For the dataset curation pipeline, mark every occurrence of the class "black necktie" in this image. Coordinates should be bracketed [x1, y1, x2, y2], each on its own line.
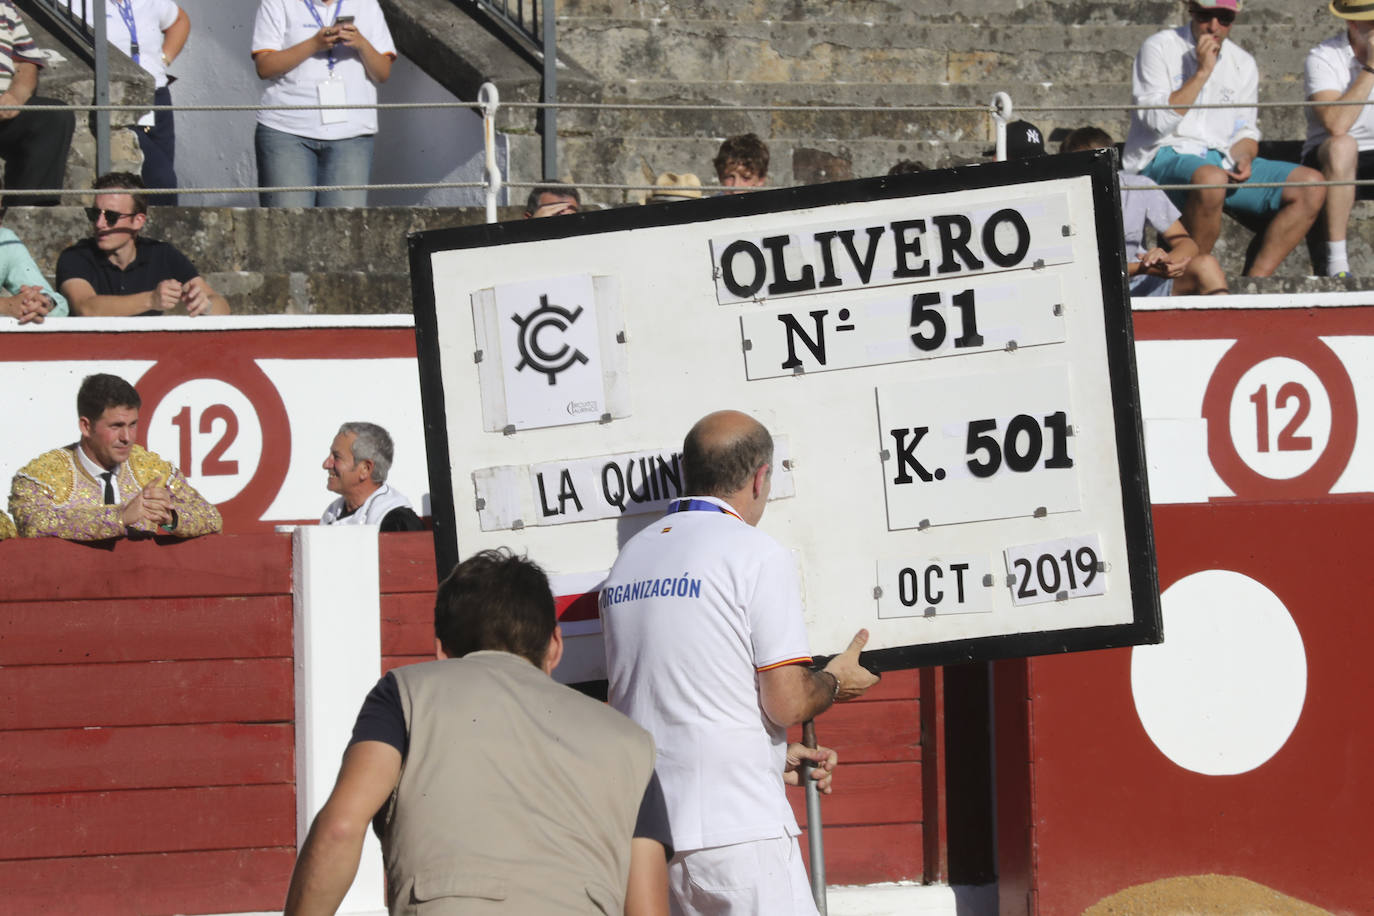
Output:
[101, 472, 115, 505]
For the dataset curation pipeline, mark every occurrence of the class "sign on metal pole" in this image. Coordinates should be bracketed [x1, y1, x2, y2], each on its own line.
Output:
[410, 150, 1160, 676]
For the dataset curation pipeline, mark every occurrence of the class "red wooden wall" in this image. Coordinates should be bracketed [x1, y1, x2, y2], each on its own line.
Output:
[0, 535, 297, 915]
[1, 531, 936, 913]
[996, 501, 1374, 915]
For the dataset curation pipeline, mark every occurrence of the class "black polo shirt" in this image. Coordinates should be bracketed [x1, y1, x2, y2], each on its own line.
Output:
[56, 237, 200, 316]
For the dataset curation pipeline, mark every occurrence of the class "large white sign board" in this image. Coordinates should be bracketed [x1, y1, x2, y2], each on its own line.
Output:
[412, 152, 1160, 673]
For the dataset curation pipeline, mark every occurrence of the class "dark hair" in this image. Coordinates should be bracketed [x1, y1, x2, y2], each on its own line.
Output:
[77, 373, 140, 421]
[525, 184, 581, 214]
[888, 159, 929, 175]
[94, 171, 148, 214]
[435, 549, 556, 665]
[1060, 126, 1114, 155]
[683, 415, 773, 497]
[713, 133, 770, 180]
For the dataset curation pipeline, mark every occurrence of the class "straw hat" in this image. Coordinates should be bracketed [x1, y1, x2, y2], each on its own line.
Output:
[1331, 0, 1374, 19]
[645, 172, 704, 203]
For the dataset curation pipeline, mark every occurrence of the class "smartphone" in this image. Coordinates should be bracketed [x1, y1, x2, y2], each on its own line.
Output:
[335, 15, 355, 25]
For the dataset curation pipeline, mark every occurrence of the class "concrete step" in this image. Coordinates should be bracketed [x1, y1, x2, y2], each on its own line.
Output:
[557, 0, 1182, 27]
[584, 79, 1137, 144]
[554, 20, 1157, 85]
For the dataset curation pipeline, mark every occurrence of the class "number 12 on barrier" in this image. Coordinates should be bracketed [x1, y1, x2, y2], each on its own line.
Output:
[1004, 534, 1106, 606]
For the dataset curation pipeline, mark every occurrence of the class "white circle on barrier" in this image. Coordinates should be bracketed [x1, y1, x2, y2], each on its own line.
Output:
[144, 379, 263, 504]
[1227, 357, 1330, 480]
[1131, 569, 1306, 776]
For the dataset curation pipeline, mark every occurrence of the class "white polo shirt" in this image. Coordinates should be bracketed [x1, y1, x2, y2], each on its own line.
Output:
[1304, 33, 1374, 157]
[1122, 25, 1262, 173]
[601, 496, 813, 852]
[251, 0, 396, 140]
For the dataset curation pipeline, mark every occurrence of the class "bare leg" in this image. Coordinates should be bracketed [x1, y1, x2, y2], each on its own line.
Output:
[1172, 253, 1229, 295]
[1318, 134, 1357, 242]
[1246, 166, 1325, 277]
[1180, 163, 1230, 254]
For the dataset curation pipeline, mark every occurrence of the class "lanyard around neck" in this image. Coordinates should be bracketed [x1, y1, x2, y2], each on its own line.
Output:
[113, 1, 140, 64]
[665, 498, 742, 521]
[304, 0, 346, 71]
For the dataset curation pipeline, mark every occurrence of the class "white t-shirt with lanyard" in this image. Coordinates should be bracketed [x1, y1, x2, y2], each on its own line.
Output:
[602, 495, 814, 852]
[74, 0, 179, 126]
[251, 0, 396, 141]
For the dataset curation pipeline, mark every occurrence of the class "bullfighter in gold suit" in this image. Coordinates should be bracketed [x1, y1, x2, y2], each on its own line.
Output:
[9, 373, 221, 540]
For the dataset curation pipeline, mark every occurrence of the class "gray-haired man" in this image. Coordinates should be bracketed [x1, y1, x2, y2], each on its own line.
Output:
[320, 422, 422, 532]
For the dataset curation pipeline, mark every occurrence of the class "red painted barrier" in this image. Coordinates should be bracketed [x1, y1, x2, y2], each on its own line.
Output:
[0, 530, 934, 912]
[997, 501, 1374, 915]
[0, 535, 296, 915]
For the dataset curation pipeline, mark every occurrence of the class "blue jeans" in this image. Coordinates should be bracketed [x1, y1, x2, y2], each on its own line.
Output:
[254, 123, 374, 207]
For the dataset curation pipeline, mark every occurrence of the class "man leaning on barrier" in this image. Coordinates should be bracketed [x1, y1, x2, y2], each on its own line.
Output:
[56, 172, 230, 317]
[1122, 0, 1325, 276]
[320, 421, 423, 531]
[1303, 0, 1374, 277]
[9, 372, 221, 541]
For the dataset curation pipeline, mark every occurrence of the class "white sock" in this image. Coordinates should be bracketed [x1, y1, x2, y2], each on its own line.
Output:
[1326, 241, 1350, 276]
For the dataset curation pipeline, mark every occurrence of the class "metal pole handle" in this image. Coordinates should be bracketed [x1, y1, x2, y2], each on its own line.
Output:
[803, 720, 827, 915]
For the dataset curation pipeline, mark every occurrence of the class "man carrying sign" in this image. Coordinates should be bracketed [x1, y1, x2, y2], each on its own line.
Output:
[8, 372, 221, 540]
[601, 409, 878, 915]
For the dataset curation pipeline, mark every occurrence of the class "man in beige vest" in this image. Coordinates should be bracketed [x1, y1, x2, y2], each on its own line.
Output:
[284, 549, 672, 915]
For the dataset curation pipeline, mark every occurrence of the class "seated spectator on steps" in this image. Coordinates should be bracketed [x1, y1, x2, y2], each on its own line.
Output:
[888, 159, 929, 175]
[0, 179, 68, 323]
[1001, 119, 1048, 160]
[321, 421, 423, 532]
[646, 171, 703, 203]
[57, 172, 229, 317]
[524, 184, 581, 218]
[714, 132, 769, 193]
[0, 2, 75, 207]
[1063, 126, 1228, 296]
[9, 372, 222, 540]
[1122, 0, 1324, 277]
[1303, 0, 1374, 277]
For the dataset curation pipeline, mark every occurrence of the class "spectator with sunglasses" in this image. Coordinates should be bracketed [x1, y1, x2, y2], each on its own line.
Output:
[56, 172, 229, 317]
[1122, 0, 1325, 277]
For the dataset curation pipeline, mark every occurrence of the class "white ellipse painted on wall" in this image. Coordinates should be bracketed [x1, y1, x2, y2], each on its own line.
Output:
[1131, 569, 1307, 776]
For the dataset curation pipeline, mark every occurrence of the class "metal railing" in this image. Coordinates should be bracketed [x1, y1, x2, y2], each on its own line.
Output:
[10, 89, 1374, 217]
[26, 0, 112, 172]
[464, 0, 558, 180]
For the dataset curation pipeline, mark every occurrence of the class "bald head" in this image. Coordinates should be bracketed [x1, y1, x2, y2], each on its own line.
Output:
[682, 410, 774, 506]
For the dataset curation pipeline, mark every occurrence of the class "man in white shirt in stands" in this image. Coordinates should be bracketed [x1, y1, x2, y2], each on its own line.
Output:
[1122, 0, 1325, 276]
[1303, 0, 1374, 277]
[320, 421, 422, 531]
[600, 409, 878, 915]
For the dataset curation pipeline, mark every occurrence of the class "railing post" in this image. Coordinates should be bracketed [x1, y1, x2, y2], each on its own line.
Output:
[991, 91, 1013, 164]
[93, 0, 111, 175]
[479, 82, 503, 224]
[541, 0, 557, 180]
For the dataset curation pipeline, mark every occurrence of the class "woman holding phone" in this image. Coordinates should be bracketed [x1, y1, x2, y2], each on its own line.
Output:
[250, 0, 396, 206]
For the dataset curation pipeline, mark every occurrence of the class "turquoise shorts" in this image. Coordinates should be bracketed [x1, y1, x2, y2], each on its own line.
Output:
[1142, 146, 1297, 218]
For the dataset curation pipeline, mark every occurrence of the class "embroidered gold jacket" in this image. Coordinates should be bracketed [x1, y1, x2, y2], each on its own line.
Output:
[9, 444, 222, 540]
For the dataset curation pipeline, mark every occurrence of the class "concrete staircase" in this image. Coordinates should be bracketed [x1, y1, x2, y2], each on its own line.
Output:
[536, 0, 1335, 187]
[12, 0, 1370, 308]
